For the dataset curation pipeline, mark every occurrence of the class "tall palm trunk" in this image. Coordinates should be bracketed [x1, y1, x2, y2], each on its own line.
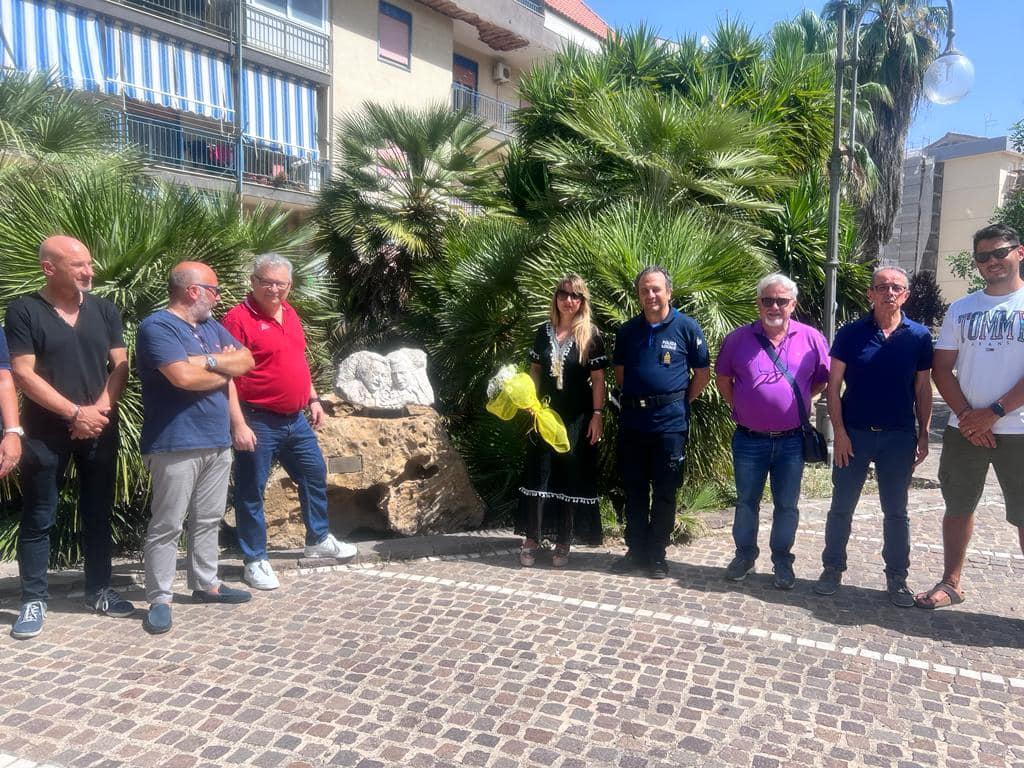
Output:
[825, 0, 945, 263]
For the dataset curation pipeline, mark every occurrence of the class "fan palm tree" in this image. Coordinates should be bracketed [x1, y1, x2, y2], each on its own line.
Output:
[824, 0, 948, 262]
[316, 101, 500, 352]
[0, 71, 127, 173]
[760, 169, 871, 324]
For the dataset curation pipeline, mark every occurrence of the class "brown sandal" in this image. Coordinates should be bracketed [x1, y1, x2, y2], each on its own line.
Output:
[552, 545, 570, 568]
[914, 580, 965, 609]
[520, 539, 538, 567]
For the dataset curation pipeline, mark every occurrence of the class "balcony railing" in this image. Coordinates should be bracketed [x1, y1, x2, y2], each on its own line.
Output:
[107, 0, 329, 71]
[245, 5, 330, 73]
[451, 83, 516, 137]
[115, 0, 233, 37]
[514, 0, 544, 14]
[119, 112, 327, 195]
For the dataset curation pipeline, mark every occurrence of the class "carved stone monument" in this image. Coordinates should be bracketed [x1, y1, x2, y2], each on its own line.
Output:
[335, 348, 434, 410]
[226, 350, 481, 545]
[238, 399, 484, 546]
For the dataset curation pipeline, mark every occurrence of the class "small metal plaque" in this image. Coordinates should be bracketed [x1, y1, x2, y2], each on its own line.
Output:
[327, 455, 362, 474]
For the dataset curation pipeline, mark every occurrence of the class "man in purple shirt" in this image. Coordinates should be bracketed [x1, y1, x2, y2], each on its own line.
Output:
[715, 274, 830, 589]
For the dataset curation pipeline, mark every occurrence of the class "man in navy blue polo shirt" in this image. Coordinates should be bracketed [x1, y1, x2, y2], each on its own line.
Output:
[611, 266, 710, 579]
[813, 266, 933, 607]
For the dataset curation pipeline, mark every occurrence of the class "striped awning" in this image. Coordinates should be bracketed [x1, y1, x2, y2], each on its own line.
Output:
[106, 24, 233, 121]
[243, 65, 318, 159]
[0, 0, 104, 90]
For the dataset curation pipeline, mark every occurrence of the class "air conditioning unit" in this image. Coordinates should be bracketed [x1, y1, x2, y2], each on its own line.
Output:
[492, 61, 512, 84]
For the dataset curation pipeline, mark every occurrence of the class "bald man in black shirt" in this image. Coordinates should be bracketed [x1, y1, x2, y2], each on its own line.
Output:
[6, 236, 133, 640]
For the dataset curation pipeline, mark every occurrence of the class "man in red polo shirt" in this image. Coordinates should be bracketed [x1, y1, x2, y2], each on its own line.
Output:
[223, 253, 356, 590]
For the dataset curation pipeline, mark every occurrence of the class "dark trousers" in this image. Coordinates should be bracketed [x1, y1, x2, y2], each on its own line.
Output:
[18, 424, 119, 603]
[822, 428, 916, 578]
[618, 428, 688, 562]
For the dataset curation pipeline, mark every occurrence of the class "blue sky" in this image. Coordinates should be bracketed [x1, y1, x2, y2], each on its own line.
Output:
[584, 1, 1023, 150]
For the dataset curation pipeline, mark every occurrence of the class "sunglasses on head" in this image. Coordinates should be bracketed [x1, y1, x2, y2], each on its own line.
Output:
[556, 289, 584, 302]
[973, 244, 1020, 263]
[759, 297, 792, 308]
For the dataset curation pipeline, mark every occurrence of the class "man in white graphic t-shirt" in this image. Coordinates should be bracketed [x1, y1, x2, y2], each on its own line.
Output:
[915, 223, 1024, 609]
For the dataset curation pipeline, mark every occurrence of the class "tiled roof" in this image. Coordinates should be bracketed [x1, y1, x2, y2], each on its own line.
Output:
[544, 0, 609, 39]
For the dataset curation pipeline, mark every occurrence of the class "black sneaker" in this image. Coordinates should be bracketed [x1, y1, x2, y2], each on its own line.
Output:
[724, 556, 755, 582]
[648, 559, 669, 580]
[773, 563, 796, 591]
[813, 567, 842, 596]
[886, 577, 915, 608]
[608, 551, 647, 574]
[87, 587, 135, 618]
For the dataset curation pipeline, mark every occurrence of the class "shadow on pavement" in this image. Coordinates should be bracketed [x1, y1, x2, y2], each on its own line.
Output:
[478, 549, 1024, 652]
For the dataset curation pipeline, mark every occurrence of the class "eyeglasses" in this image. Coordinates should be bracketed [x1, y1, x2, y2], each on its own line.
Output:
[758, 297, 792, 308]
[973, 245, 1020, 263]
[255, 277, 292, 290]
[556, 289, 584, 302]
[192, 283, 221, 298]
[870, 283, 907, 294]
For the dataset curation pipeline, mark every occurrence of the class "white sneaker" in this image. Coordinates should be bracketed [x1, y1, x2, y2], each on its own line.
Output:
[303, 533, 357, 561]
[242, 559, 280, 590]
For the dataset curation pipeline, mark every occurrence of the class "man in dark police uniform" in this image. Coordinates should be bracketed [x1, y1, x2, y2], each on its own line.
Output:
[611, 266, 710, 579]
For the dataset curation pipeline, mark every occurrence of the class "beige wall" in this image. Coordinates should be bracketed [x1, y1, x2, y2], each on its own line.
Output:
[935, 151, 1023, 301]
[452, 43, 523, 104]
[544, 9, 601, 52]
[330, 0, 454, 125]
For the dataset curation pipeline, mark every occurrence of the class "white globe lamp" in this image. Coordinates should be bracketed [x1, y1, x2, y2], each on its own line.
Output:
[923, 48, 974, 105]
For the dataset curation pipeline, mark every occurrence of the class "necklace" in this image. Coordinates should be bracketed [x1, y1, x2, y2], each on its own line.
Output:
[547, 324, 574, 391]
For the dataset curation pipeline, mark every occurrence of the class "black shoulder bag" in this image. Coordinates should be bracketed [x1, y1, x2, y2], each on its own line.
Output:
[754, 334, 829, 464]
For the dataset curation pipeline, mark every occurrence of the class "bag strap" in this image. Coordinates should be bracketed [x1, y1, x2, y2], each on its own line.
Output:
[753, 332, 812, 428]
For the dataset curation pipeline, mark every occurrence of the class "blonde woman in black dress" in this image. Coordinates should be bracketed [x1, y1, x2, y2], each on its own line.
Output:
[517, 274, 607, 567]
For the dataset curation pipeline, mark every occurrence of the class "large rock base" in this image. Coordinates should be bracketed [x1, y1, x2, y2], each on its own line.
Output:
[233, 400, 484, 548]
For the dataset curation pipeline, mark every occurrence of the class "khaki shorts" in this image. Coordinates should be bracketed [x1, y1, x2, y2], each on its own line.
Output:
[939, 426, 1024, 527]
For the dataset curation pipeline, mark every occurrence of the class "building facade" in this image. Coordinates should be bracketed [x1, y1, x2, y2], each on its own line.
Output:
[882, 133, 1024, 300]
[0, 0, 606, 210]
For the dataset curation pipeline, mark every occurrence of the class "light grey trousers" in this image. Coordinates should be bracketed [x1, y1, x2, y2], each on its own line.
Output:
[143, 448, 232, 605]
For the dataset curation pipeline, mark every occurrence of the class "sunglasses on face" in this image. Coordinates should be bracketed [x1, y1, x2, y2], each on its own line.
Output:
[973, 244, 1020, 263]
[759, 297, 792, 308]
[556, 289, 584, 302]
[192, 283, 221, 298]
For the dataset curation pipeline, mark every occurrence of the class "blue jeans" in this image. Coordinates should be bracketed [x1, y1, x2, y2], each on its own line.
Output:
[822, 428, 916, 578]
[731, 429, 804, 568]
[233, 408, 330, 562]
[618, 428, 688, 562]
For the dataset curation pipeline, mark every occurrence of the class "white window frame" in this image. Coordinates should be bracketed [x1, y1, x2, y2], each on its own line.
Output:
[250, 0, 328, 33]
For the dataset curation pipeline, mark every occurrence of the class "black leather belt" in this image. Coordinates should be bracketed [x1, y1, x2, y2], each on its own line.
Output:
[621, 390, 687, 409]
[736, 425, 801, 439]
[243, 402, 299, 418]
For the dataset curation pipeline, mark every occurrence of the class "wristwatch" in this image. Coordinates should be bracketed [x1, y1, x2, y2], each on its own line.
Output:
[205, 355, 217, 370]
[990, 401, 1006, 418]
[4, 426, 24, 436]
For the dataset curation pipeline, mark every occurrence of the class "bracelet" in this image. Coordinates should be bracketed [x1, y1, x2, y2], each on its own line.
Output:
[308, 397, 321, 405]
[593, 409, 603, 415]
[68, 404, 80, 422]
[955, 406, 971, 418]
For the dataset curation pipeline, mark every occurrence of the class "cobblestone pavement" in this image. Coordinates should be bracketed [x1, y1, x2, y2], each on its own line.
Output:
[1, 455, 1022, 768]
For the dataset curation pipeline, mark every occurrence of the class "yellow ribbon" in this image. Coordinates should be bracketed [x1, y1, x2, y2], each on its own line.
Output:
[486, 372, 570, 453]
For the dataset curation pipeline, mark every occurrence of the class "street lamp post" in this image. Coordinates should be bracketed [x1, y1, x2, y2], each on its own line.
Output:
[818, 0, 973, 438]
